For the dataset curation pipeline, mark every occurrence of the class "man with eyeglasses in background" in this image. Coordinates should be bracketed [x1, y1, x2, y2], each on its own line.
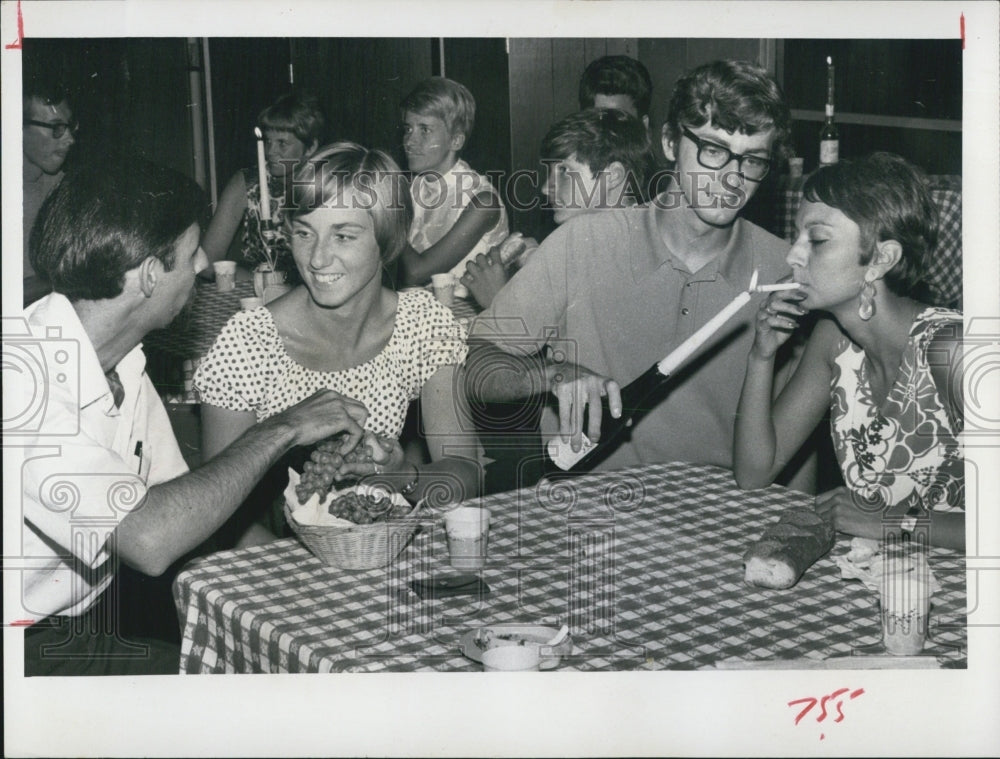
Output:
[23, 72, 77, 305]
[468, 60, 810, 485]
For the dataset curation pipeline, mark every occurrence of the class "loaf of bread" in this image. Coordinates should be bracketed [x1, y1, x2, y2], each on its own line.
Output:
[743, 507, 836, 589]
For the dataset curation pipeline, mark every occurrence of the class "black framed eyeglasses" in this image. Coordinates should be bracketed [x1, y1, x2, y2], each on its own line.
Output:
[24, 119, 78, 139]
[682, 126, 771, 182]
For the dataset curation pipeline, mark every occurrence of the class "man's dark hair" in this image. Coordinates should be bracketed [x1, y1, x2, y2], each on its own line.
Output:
[541, 107, 652, 190]
[30, 158, 206, 300]
[579, 55, 653, 119]
[804, 152, 937, 298]
[22, 68, 73, 118]
[665, 59, 792, 164]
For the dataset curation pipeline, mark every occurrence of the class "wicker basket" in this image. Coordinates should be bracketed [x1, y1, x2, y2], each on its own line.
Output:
[284, 497, 422, 570]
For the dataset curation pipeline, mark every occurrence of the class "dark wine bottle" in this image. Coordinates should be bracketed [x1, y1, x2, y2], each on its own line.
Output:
[544, 361, 673, 473]
[819, 56, 839, 166]
[543, 284, 756, 473]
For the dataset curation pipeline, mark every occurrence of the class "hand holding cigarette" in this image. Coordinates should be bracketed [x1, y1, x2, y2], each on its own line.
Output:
[749, 278, 808, 361]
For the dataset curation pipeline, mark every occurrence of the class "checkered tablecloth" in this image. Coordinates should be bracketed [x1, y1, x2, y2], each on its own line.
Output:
[143, 279, 255, 403]
[774, 175, 962, 309]
[173, 462, 966, 673]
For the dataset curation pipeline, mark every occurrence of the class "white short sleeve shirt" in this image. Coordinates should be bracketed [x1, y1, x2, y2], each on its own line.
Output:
[7, 294, 188, 619]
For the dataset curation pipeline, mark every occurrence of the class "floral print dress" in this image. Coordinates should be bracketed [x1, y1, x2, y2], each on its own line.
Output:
[829, 308, 964, 512]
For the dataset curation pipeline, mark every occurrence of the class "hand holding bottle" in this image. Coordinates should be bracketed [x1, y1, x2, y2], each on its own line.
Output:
[549, 362, 622, 453]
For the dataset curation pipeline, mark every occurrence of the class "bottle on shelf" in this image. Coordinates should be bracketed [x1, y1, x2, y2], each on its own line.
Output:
[819, 55, 840, 166]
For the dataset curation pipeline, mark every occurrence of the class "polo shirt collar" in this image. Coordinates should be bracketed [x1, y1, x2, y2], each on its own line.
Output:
[631, 199, 755, 291]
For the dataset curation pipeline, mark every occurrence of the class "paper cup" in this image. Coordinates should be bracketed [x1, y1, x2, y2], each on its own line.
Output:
[213, 261, 237, 292]
[879, 565, 932, 655]
[444, 506, 490, 570]
[482, 645, 540, 672]
[431, 273, 456, 306]
[240, 296, 265, 311]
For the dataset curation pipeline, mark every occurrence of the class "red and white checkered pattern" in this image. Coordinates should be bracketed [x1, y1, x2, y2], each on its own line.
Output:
[173, 462, 966, 673]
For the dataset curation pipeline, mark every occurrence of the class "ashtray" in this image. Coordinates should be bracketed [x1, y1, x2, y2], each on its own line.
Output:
[460, 624, 574, 670]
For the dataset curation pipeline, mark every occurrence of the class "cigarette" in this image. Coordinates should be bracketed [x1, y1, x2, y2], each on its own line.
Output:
[755, 282, 801, 293]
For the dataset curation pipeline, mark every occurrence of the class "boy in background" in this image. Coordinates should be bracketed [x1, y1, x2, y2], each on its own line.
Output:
[462, 106, 651, 308]
[23, 71, 76, 305]
[579, 54, 654, 130]
[396, 76, 508, 289]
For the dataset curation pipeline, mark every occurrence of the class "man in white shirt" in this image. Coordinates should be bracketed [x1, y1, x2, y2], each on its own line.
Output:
[8, 158, 371, 675]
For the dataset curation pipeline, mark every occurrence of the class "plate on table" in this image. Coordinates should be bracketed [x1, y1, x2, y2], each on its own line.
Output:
[461, 624, 573, 670]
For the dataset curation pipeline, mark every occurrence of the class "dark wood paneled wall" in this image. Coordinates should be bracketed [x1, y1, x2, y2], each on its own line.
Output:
[208, 38, 293, 193]
[23, 38, 195, 179]
[291, 38, 434, 168]
[507, 38, 638, 237]
[24, 37, 960, 242]
[444, 38, 512, 182]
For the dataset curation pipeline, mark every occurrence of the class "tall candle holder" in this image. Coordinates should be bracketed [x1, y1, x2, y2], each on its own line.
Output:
[251, 218, 289, 301]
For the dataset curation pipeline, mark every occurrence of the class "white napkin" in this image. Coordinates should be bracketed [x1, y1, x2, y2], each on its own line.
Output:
[834, 537, 941, 597]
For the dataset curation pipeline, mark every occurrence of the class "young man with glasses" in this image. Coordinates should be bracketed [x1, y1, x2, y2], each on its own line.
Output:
[23, 76, 78, 304]
[467, 60, 798, 480]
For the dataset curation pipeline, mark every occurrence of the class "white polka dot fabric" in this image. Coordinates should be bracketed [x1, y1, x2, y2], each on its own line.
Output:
[194, 288, 468, 437]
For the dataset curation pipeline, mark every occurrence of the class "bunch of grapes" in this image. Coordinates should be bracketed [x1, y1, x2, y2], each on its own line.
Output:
[295, 435, 346, 504]
[326, 492, 390, 525]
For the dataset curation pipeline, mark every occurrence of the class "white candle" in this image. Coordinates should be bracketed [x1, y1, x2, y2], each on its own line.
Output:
[254, 127, 271, 221]
[657, 278, 758, 376]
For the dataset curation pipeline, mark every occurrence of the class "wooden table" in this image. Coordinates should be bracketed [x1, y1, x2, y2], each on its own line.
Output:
[173, 462, 966, 673]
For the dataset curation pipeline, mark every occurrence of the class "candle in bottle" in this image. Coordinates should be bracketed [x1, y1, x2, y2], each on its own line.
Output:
[547, 271, 761, 471]
[819, 56, 840, 166]
[254, 127, 272, 220]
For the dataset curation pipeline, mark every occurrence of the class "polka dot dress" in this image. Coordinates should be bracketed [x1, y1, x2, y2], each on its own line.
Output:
[194, 288, 468, 437]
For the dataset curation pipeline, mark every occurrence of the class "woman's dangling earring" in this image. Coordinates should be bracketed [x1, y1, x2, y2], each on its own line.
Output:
[858, 280, 877, 321]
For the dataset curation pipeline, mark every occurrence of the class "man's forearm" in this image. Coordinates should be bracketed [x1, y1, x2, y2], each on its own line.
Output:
[115, 415, 300, 575]
[464, 340, 554, 403]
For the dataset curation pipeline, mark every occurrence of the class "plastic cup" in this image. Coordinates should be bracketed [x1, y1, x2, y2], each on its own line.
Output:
[482, 645, 540, 672]
[240, 296, 265, 311]
[431, 273, 456, 306]
[444, 506, 490, 570]
[788, 157, 804, 179]
[213, 261, 237, 292]
[879, 566, 932, 655]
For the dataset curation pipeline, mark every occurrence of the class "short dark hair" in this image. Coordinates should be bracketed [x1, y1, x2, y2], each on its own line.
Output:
[803, 152, 937, 298]
[541, 107, 651, 189]
[400, 77, 476, 140]
[665, 59, 792, 164]
[258, 91, 326, 149]
[285, 141, 411, 266]
[30, 158, 206, 300]
[579, 55, 653, 119]
[22, 69, 72, 119]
